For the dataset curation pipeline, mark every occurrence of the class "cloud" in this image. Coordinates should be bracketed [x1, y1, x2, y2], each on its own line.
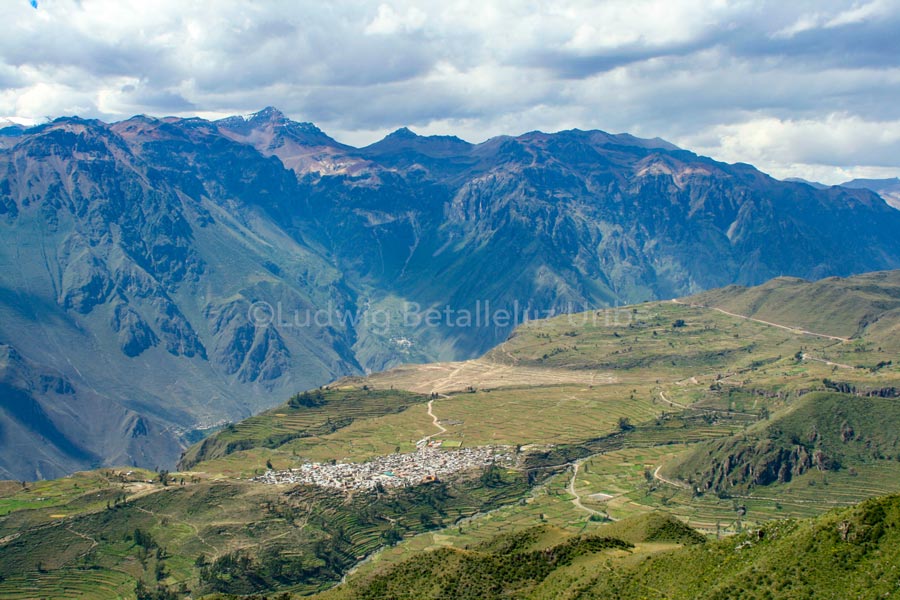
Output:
[0, 0, 899, 183]
[364, 3, 427, 35]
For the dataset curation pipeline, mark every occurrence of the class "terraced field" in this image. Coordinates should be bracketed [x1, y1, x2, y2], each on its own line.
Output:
[179, 388, 428, 470]
[0, 568, 135, 600]
[3, 272, 900, 598]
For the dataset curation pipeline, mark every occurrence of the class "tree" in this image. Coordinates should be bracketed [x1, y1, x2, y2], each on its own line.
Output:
[133, 527, 157, 550]
[618, 417, 634, 432]
[288, 389, 326, 408]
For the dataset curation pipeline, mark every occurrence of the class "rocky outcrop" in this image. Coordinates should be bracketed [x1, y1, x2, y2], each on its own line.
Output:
[110, 303, 159, 357]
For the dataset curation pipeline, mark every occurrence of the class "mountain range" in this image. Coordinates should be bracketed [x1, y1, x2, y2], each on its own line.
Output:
[2, 107, 900, 480]
[784, 176, 900, 209]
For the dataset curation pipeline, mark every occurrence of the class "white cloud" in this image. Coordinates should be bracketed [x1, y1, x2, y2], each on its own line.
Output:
[364, 3, 427, 35]
[677, 114, 900, 183]
[825, 0, 890, 27]
[773, 0, 894, 38]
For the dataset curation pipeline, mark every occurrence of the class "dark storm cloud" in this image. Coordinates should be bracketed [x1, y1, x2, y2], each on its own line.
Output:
[1, 0, 899, 183]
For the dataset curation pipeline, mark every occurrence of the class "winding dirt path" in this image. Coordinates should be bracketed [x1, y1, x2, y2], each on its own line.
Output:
[66, 526, 99, 557]
[568, 460, 605, 517]
[416, 399, 448, 447]
[672, 299, 850, 342]
[801, 353, 853, 370]
[658, 391, 689, 410]
[652, 465, 690, 490]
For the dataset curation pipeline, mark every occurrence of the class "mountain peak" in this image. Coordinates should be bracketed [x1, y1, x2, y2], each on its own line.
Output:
[251, 106, 286, 122]
[218, 107, 325, 135]
[364, 128, 473, 156]
[386, 126, 418, 140]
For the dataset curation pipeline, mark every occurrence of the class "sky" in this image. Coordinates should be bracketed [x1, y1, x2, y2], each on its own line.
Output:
[2, 0, 900, 184]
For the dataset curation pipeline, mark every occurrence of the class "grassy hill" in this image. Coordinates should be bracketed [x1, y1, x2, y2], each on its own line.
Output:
[327, 527, 634, 600]
[583, 493, 900, 599]
[666, 391, 900, 494]
[179, 387, 428, 470]
[1, 271, 899, 598]
[313, 494, 900, 600]
[687, 269, 900, 344]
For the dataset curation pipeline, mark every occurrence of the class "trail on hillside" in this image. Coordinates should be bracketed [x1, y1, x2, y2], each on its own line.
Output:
[66, 526, 99, 557]
[801, 353, 853, 370]
[416, 399, 447, 447]
[658, 391, 689, 410]
[567, 460, 605, 517]
[672, 299, 850, 342]
[652, 465, 690, 490]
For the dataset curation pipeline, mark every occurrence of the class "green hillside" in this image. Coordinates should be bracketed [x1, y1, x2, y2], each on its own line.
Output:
[179, 388, 427, 470]
[667, 391, 900, 494]
[688, 269, 900, 344]
[584, 493, 900, 599]
[332, 527, 633, 600]
[1, 271, 899, 598]
[314, 495, 900, 600]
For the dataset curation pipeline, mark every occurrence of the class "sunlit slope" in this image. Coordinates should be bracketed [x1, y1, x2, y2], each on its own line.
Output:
[687, 270, 900, 344]
[315, 494, 900, 600]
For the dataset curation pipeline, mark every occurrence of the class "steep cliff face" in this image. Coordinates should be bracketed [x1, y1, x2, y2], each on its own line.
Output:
[281, 123, 900, 363]
[3, 109, 900, 478]
[0, 343, 178, 480]
[0, 116, 362, 479]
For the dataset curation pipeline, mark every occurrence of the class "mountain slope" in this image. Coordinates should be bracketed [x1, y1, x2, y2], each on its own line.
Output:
[0, 116, 363, 479]
[4, 109, 900, 478]
[317, 493, 900, 600]
[840, 177, 900, 210]
[686, 269, 900, 346]
[299, 125, 900, 362]
[667, 392, 900, 494]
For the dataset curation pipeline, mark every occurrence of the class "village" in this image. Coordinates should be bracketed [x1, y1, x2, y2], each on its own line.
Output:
[252, 443, 514, 491]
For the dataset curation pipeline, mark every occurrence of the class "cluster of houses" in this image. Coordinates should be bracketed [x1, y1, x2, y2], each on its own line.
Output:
[253, 445, 513, 491]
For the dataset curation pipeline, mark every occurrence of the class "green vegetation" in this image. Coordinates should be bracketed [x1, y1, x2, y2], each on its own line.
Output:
[341, 527, 633, 600]
[179, 388, 427, 470]
[311, 494, 900, 600]
[584, 493, 900, 599]
[668, 391, 900, 494]
[2, 271, 900, 598]
[0, 469, 533, 598]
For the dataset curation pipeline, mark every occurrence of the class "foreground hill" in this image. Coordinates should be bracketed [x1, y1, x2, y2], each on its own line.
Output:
[3, 109, 900, 478]
[318, 494, 900, 600]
